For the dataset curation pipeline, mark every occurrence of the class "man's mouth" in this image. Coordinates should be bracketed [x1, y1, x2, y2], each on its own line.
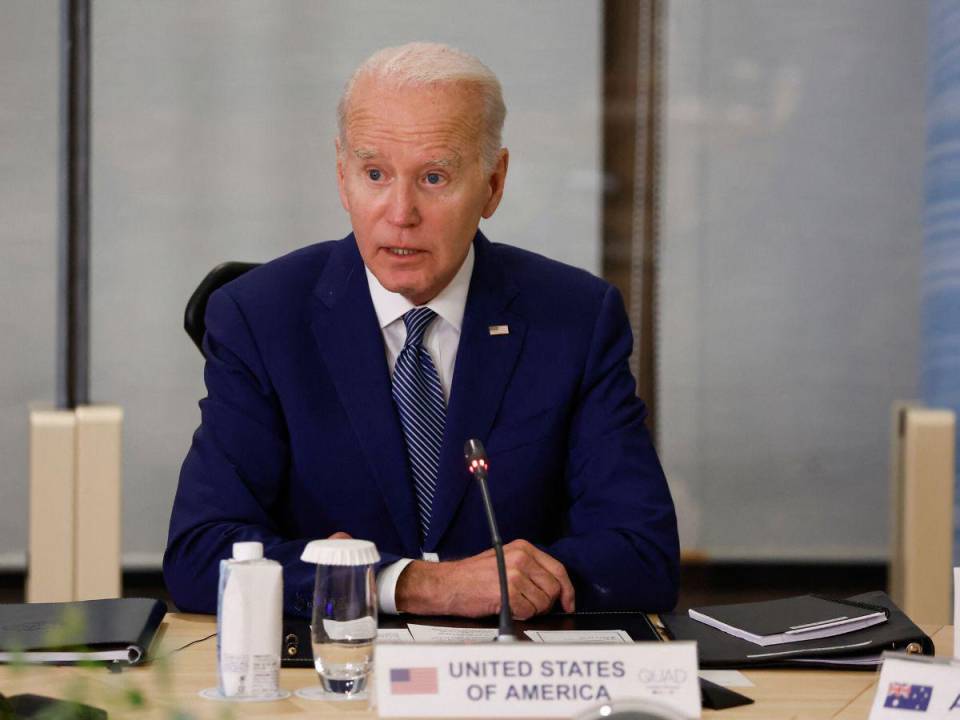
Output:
[386, 247, 422, 256]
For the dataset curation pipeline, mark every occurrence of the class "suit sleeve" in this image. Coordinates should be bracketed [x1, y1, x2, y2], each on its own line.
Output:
[162, 288, 402, 618]
[544, 284, 680, 612]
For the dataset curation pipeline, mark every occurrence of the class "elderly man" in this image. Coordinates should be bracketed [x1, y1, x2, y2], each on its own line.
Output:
[163, 42, 679, 619]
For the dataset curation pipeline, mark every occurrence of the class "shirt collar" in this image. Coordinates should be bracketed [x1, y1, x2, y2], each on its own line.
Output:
[365, 243, 474, 332]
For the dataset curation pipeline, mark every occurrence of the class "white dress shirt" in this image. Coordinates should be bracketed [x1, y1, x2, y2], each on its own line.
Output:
[364, 245, 474, 613]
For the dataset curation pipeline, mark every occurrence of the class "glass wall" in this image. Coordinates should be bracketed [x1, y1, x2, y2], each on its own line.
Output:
[0, 2, 59, 569]
[658, 0, 925, 560]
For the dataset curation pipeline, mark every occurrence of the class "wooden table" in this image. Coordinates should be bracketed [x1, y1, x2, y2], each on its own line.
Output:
[0, 615, 949, 719]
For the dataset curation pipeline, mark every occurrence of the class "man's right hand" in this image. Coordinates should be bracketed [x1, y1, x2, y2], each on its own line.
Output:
[394, 539, 575, 620]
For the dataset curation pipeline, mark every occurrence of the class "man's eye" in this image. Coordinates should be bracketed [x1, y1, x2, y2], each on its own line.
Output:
[367, 169, 382, 181]
[425, 172, 442, 185]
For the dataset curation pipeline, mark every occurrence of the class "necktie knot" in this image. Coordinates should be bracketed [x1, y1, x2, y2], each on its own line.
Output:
[402, 307, 437, 349]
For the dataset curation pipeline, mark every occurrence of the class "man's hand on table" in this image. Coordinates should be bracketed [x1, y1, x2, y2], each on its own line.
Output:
[394, 539, 575, 620]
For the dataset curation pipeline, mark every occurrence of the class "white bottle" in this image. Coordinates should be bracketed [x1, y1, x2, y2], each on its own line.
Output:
[217, 541, 283, 698]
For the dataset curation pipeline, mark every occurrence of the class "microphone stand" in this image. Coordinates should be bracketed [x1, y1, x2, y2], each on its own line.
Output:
[464, 440, 516, 642]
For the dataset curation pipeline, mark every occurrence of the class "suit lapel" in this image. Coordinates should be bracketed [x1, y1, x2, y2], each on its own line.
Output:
[424, 234, 525, 551]
[309, 237, 421, 556]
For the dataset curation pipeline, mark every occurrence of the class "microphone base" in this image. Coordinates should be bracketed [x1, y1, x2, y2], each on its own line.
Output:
[495, 634, 518, 642]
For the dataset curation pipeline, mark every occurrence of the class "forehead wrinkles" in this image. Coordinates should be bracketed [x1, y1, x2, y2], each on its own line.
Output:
[347, 112, 481, 154]
[344, 83, 485, 160]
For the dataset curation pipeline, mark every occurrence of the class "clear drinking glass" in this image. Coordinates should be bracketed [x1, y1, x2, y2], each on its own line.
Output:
[310, 558, 377, 696]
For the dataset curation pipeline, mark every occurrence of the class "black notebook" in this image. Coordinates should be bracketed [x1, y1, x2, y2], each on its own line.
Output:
[662, 591, 931, 669]
[689, 594, 888, 646]
[0, 598, 166, 665]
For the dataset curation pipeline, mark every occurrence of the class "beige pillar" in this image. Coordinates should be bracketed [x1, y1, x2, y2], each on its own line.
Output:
[75, 405, 123, 599]
[27, 408, 77, 602]
[890, 405, 956, 624]
[27, 405, 123, 602]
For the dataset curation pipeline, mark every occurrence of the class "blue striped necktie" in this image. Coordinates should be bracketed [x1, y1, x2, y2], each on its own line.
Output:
[392, 307, 446, 542]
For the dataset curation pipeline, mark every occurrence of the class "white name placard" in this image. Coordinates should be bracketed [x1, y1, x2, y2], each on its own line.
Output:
[374, 641, 700, 718]
[869, 652, 960, 719]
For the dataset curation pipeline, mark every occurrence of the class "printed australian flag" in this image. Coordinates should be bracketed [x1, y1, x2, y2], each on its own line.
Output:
[884, 682, 933, 711]
[390, 667, 439, 695]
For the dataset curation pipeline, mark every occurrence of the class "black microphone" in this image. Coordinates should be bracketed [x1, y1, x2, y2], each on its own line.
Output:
[464, 438, 516, 641]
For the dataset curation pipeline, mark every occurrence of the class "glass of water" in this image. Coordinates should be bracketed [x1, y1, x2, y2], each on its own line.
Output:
[300, 539, 380, 697]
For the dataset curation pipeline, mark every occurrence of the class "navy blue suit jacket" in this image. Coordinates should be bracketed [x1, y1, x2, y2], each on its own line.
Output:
[163, 232, 679, 617]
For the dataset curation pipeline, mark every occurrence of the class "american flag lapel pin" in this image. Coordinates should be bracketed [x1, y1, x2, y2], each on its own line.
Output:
[488, 324, 509, 336]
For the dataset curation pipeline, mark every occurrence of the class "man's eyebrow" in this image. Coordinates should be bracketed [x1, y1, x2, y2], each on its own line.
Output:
[425, 153, 462, 168]
[351, 148, 463, 167]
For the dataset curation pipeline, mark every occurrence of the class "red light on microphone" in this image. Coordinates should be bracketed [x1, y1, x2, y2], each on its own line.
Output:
[464, 439, 489, 476]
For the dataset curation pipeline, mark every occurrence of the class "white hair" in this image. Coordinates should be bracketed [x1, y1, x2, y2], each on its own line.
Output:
[337, 42, 506, 173]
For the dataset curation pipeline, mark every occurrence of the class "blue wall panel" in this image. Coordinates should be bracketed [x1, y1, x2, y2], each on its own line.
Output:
[924, 0, 960, 560]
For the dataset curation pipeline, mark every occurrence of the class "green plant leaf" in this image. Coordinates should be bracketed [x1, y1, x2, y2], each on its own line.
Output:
[0, 693, 15, 720]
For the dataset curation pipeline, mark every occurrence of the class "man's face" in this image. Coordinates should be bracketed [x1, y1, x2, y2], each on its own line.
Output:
[337, 77, 508, 306]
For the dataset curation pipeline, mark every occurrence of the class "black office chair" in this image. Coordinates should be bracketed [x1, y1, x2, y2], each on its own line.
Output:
[184, 261, 260, 355]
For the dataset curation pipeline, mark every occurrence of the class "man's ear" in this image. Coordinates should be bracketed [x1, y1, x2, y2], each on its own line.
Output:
[481, 148, 509, 219]
[335, 137, 351, 213]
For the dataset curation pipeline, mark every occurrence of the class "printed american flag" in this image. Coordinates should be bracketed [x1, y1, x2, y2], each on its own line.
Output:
[884, 682, 933, 711]
[390, 667, 439, 695]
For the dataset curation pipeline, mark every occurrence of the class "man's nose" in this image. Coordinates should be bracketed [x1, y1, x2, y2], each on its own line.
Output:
[386, 180, 420, 227]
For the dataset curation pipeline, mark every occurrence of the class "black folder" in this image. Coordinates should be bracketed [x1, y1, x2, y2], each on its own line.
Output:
[660, 591, 933, 669]
[0, 693, 106, 720]
[282, 610, 661, 667]
[0, 598, 166, 665]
